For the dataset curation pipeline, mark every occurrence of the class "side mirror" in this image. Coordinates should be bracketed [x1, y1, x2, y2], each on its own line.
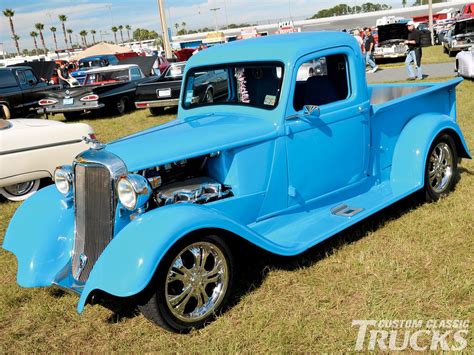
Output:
[303, 104, 320, 118]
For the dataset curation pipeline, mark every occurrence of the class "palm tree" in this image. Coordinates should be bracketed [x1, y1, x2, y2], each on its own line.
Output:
[66, 29, 73, 47]
[35, 23, 47, 55]
[30, 31, 39, 55]
[181, 21, 187, 34]
[118, 25, 124, 44]
[58, 14, 68, 48]
[50, 26, 58, 51]
[79, 30, 88, 47]
[3, 9, 20, 55]
[90, 29, 96, 44]
[111, 26, 118, 44]
[125, 25, 132, 42]
[174, 23, 179, 34]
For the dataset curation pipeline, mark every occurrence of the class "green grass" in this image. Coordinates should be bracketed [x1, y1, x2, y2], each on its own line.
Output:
[1, 82, 473, 351]
[376, 45, 455, 69]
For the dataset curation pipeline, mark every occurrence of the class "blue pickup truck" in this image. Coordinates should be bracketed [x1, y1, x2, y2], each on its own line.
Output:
[3, 32, 470, 332]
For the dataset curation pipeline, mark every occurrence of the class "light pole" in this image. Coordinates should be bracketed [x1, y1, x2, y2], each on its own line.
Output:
[157, 0, 172, 58]
[210, 7, 221, 31]
[428, 0, 434, 45]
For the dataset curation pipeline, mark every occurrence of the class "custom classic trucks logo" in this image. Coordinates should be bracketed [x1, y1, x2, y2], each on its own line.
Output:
[352, 319, 470, 351]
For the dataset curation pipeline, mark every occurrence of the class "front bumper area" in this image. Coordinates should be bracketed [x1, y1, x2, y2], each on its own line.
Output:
[135, 99, 179, 109]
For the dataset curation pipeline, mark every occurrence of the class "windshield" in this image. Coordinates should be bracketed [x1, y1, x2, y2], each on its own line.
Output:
[80, 60, 105, 68]
[165, 63, 185, 79]
[455, 20, 474, 35]
[84, 69, 129, 85]
[183, 62, 284, 110]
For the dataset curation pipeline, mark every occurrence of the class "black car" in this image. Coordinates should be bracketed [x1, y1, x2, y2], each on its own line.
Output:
[37, 64, 155, 120]
[135, 62, 228, 115]
[0, 66, 53, 119]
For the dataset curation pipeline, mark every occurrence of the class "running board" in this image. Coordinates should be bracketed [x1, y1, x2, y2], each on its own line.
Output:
[330, 204, 364, 217]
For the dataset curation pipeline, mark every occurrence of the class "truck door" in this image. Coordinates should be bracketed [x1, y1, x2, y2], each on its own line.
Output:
[16, 69, 44, 115]
[285, 49, 370, 206]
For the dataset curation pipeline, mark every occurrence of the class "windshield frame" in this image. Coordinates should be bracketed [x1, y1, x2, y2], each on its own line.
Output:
[182, 61, 285, 111]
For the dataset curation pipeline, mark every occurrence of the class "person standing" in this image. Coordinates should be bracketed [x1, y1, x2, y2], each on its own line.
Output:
[353, 30, 364, 52]
[363, 27, 378, 73]
[405, 21, 423, 80]
[57, 62, 70, 88]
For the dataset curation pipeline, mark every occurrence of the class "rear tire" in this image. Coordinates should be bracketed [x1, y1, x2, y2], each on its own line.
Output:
[423, 133, 458, 202]
[115, 97, 127, 115]
[149, 107, 164, 116]
[138, 234, 234, 332]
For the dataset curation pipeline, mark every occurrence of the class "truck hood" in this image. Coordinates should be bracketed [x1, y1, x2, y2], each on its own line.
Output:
[106, 113, 279, 171]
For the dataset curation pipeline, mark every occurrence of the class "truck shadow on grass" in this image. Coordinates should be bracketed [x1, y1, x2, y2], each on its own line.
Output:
[92, 167, 472, 326]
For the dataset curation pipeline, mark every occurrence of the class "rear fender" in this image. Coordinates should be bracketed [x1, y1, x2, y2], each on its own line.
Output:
[390, 113, 471, 195]
[77, 203, 285, 313]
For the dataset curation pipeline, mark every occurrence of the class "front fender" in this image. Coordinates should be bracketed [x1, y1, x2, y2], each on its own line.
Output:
[390, 113, 471, 195]
[2, 185, 74, 287]
[77, 203, 287, 313]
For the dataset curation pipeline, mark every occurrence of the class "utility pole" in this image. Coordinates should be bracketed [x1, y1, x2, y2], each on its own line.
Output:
[158, 0, 172, 58]
[210, 7, 221, 31]
[428, 0, 434, 45]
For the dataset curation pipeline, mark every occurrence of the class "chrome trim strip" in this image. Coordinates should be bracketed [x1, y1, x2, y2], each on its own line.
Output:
[135, 98, 179, 108]
[0, 139, 83, 156]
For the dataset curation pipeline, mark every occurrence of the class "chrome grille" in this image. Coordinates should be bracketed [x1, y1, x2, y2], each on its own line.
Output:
[73, 164, 116, 282]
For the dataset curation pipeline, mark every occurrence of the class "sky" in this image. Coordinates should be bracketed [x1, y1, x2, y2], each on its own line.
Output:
[0, 0, 407, 53]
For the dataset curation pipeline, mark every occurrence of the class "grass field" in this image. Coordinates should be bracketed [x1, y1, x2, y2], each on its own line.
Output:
[376, 45, 455, 69]
[0, 80, 473, 352]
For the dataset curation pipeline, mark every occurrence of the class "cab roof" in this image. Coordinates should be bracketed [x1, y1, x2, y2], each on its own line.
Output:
[187, 32, 358, 68]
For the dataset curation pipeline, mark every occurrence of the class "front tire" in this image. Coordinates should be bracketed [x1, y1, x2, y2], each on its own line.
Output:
[0, 179, 41, 201]
[423, 133, 458, 202]
[138, 234, 234, 332]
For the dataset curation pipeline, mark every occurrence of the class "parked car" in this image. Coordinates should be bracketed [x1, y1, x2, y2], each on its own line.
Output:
[70, 55, 120, 85]
[37, 64, 154, 120]
[0, 118, 94, 201]
[443, 18, 474, 56]
[135, 62, 227, 115]
[373, 23, 409, 59]
[0, 67, 53, 119]
[3, 32, 471, 333]
[456, 47, 474, 78]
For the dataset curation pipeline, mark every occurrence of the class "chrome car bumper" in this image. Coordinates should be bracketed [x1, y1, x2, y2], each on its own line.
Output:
[38, 102, 104, 114]
[135, 99, 179, 109]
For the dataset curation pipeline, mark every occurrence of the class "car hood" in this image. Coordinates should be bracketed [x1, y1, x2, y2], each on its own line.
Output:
[377, 23, 408, 44]
[106, 113, 279, 171]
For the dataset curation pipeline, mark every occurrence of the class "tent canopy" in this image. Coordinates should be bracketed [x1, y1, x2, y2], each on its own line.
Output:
[71, 42, 133, 60]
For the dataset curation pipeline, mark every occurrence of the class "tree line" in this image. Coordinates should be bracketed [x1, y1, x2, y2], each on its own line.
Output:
[310, 3, 392, 19]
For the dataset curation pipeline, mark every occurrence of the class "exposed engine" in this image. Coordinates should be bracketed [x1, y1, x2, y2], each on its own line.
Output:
[134, 153, 232, 209]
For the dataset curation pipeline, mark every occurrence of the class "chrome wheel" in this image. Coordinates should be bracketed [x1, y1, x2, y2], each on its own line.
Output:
[205, 90, 213, 103]
[165, 241, 229, 323]
[3, 181, 36, 196]
[428, 142, 453, 194]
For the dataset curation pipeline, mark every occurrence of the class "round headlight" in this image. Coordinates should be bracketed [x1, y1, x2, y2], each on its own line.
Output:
[54, 166, 73, 198]
[117, 174, 151, 211]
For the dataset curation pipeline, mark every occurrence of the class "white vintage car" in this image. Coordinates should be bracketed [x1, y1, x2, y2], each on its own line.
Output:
[0, 119, 94, 201]
[456, 47, 474, 78]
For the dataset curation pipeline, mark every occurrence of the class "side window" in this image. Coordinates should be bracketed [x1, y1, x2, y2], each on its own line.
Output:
[130, 67, 142, 80]
[17, 71, 27, 86]
[293, 54, 349, 111]
[24, 70, 38, 85]
[0, 71, 18, 88]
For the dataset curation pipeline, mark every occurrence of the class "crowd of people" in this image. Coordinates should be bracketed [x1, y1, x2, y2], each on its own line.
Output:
[351, 21, 424, 80]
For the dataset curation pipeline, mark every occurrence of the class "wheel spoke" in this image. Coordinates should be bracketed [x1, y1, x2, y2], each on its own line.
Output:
[168, 285, 192, 308]
[171, 256, 192, 278]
